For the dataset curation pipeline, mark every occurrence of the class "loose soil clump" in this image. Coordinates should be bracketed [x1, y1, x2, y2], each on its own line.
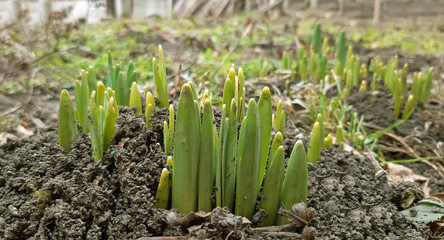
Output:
[0, 107, 428, 239]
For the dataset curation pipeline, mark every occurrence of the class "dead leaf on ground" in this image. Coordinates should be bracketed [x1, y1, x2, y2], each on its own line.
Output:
[385, 163, 430, 196]
[278, 202, 315, 227]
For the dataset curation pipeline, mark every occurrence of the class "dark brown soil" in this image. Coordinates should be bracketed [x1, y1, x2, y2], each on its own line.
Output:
[0, 105, 428, 239]
[307, 146, 426, 239]
[346, 87, 444, 195]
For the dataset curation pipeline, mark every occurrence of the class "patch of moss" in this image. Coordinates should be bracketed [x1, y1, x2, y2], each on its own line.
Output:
[28, 184, 52, 214]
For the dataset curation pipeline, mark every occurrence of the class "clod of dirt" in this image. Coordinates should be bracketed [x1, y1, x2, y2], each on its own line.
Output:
[307, 146, 427, 239]
[187, 207, 252, 239]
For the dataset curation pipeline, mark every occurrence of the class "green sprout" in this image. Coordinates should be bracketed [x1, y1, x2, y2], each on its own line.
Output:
[58, 90, 78, 153]
[312, 23, 322, 56]
[257, 87, 272, 195]
[222, 66, 245, 121]
[307, 122, 322, 163]
[235, 99, 261, 219]
[324, 134, 333, 148]
[281, 51, 292, 70]
[335, 31, 346, 77]
[172, 83, 200, 214]
[360, 64, 368, 78]
[75, 71, 90, 132]
[163, 105, 175, 154]
[420, 67, 434, 102]
[88, 89, 117, 162]
[198, 99, 214, 212]
[129, 82, 142, 114]
[145, 92, 156, 128]
[336, 125, 344, 149]
[298, 47, 308, 82]
[259, 145, 285, 226]
[155, 168, 170, 209]
[153, 45, 169, 108]
[402, 94, 416, 120]
[275, 100, 285, 134]
[106, 53, 136, 106]
[277, 140, 308, 225]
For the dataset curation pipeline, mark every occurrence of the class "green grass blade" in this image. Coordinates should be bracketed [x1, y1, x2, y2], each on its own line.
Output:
[102, 97, 116, 154]
[145, 92, 156, 128]
[307, 122, 322, 163]
[172, 83, 200, 213]
[58, 90, 78, 153]
[257, 87, 272, 195]
[235, 99, 261, 219]
[155, 168, 170, 209]
[198, 99, 215, 212]
[222, 100, 237, 211]
[277, 140, 308, 225]
[259, 145, 285, 226]
[129, 82, 142, 114]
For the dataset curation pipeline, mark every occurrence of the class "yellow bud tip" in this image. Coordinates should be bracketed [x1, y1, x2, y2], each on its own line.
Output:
[261, 87, 271, 96]
[248, 98, 256, 104]
[166, 157, 173, 166]
[88, 66, 94, 70]
[296, 140, 304, 147]
[277, 146, 284, 151]
[204, 99, 211, 105]
[161, 168, 169, 177]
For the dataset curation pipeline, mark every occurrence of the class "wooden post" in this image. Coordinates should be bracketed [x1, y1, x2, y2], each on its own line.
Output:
[167, 0, 172, 19]
[373, 0, 381, 24]
[337, 0, 344, 16]
[12, 0, 21, 21]
[310, 0, 318, 9]
[106, 0, 116, 17]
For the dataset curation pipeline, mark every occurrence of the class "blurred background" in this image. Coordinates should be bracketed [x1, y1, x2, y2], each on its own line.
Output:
[0, 0, 443, 142]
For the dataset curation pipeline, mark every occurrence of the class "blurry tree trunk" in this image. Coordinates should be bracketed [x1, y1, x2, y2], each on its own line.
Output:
[373, 0, 381, 24]
[337, 0, 344, 16]
[167, 0, 172, 19]
[245, 0, 252, 13]
[310, 0, 318, 9]
[121, 0, 133, 17]
[12, 0, 21, 21]
[43, 0, 51, 24]
[107, 0, 116, 17]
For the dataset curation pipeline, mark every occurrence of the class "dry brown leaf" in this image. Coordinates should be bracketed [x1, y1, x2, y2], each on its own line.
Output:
[278, 202, 315, 228]
[385, 163, 430, 196]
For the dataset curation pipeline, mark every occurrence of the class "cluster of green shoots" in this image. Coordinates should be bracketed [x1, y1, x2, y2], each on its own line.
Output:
[280, 24, 329, 84]
[59, 46, 169, 162]
[58, 23, 437, 227]
[154, 66, 329, 226]
[282, 24, 435, 154]
[369, 56, 434, 120]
